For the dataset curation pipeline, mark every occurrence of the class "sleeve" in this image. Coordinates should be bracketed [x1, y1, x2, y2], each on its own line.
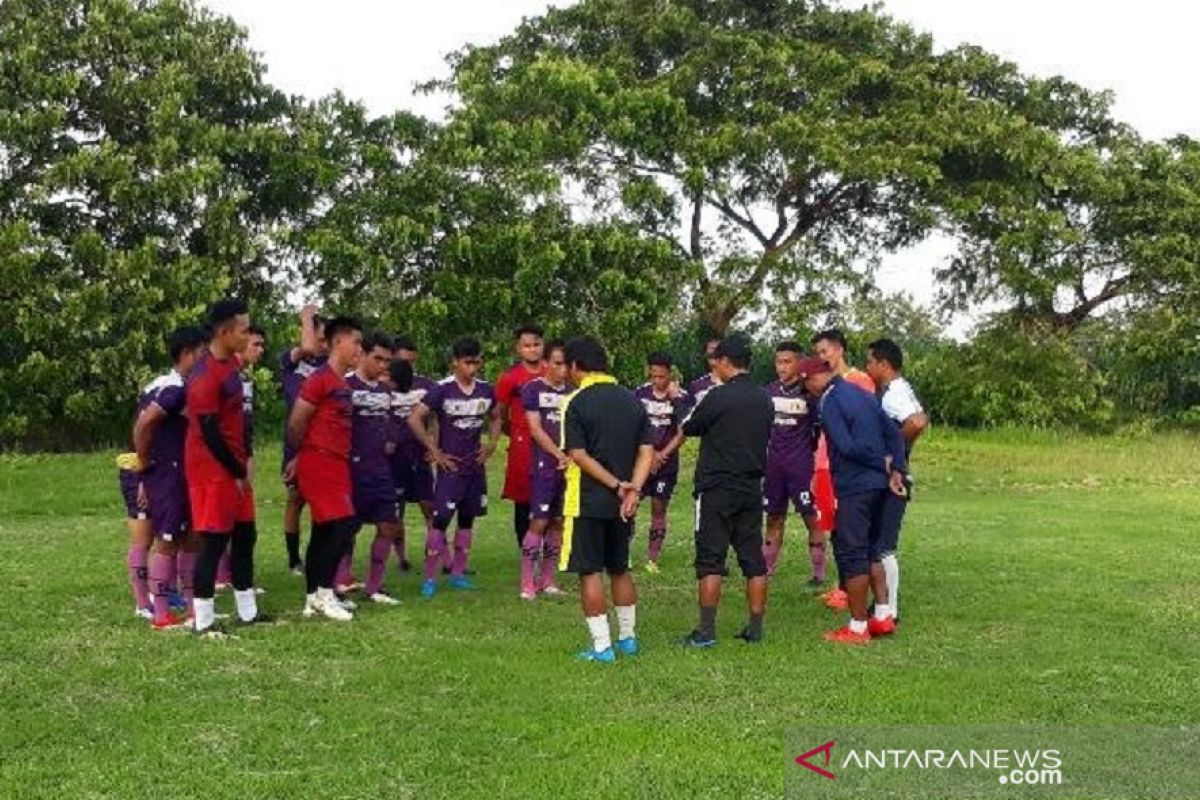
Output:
[298, 370, 327, 406]
[821, 391, 887, 472]
[681, 389, 717, 437]
[419, 382, 443, 417]
[520, 382, 538, 413]
[155, 385, 186, 417]
[187, 370, 220, 417]
[673, 391, 695, 423]
[882, 382, 923, 424]
[495, 371, 514, 407]
[563, 394, 586, 452]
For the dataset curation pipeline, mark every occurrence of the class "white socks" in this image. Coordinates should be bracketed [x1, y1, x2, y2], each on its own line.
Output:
[194, 598, 215, 632]
[585, 614, 612, 653]
[881, 553, 900, 617]
[873, 603, 893, 621]
[234, 589, 258, 622]
[848, 618, 868, 635]
[616, 605, 636, 641]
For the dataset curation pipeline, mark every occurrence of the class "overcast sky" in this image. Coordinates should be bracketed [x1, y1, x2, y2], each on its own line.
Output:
[200, 0, 1200, 333]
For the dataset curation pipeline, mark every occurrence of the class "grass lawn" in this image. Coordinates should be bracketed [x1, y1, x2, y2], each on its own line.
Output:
[0, 429, 1197, 799]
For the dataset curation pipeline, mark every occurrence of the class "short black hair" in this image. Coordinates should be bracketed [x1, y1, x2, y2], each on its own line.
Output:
[564, 336, 609, 372]
[515, 324, 544, 340]
[323, 316, 362, 343]
[451, 337, 482, 359]
[207, 298, 248, 332]
[713, 335, 753, 370]
[393, 334, 417, 352]
[868, 338, 904, 371]
[248, 324, 266, 339]
[388, 358, 414, 392]
[363, 331, 395, 353]
[544, 338, 566, 359]
[775, 340, 804, 355]
[647, 351, 674, 369]
[168, 326, 208, 363]
[812, 328, 847, 349]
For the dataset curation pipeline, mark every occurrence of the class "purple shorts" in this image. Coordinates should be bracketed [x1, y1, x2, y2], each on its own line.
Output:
[433, 471, 488, 520]
[643, 471, 678, 501]
[392, 454, 435, 505]
[763, 462, 815, 517]
[118, 469, 145, 520]
[530, 470, 565, 520]
[352, 462, 398, 525]
[144, 464, 189, 540]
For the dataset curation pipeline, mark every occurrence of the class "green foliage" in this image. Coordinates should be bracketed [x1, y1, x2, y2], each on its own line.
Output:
[911, 320, 1112, 430]
[0, 0, 303, 447]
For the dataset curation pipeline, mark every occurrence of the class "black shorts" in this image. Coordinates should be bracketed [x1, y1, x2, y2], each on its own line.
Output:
[693, 488, 767, 579]
[833, 489, 888, 579]
[561, 516, 632, 576]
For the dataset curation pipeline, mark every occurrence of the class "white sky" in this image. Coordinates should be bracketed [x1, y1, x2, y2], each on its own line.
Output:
[200, 0, 1200, 335]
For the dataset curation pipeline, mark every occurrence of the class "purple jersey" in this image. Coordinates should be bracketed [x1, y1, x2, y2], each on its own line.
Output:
[390, 374, 439, 461]
[520, 378, 573, 474]
[635, 383, 693, 476]
[280, 350, 328, 410]
[138, 370, 188, 468]
[421, 377, 496, 476]
[347, 373, 394, 479]
[689, 374, 720, 408]
[766, 380, 816, 471]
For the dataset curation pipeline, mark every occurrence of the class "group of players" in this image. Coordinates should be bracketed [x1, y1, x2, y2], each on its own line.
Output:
[117, 297, 927, 643]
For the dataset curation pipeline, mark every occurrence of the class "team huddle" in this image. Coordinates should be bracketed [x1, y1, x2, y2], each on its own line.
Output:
[117, 298, 927, 652]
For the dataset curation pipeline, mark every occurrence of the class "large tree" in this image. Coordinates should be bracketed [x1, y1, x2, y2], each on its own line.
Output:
[289, 95, 685, 375]
[0, 0, 304, 445]
[432, 0, 1071, 334]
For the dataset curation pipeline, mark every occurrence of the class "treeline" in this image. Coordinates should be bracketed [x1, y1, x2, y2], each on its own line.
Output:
[2, 0, 1198, 448]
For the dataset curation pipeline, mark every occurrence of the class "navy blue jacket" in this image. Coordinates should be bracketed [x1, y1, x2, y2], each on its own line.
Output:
[818, 376, 907, 498]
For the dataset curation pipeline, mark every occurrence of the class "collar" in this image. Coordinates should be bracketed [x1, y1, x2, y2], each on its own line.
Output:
[579, 373, 618, 389]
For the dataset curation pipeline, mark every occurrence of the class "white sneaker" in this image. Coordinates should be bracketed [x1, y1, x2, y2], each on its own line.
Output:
[254, 587, 267, 596]
[335, 593, 358, 611]
[519, 589, 537, 601]
[135, 606, 153, 620]
[369, 592, 401, 606]
[539, 585, 567, 597]
[314, 589, 353, 621]
[303, 594, 318, 618]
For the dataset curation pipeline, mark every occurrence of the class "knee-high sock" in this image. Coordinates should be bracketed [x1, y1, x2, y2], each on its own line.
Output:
[809, 540, 827, 582]
[451, 529, 473, 578]
[175, 550, 197, 615]
[762, 538, 781, 576]
[128, 545, 150, 610]
[365, 533, 392, 596]
[335, 533, 357, 587]
[882, 552, 899, 615]
[149, 551, 176, 620]
[424, 528, 448, 581]
[541, 529, 562, 588]
[216, 546, 232, 585]
[648, 512, 667, 562]
[520, 532, 543, 590]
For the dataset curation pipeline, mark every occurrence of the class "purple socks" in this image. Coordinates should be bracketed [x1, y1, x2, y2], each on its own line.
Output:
[128, 545, 150, 610]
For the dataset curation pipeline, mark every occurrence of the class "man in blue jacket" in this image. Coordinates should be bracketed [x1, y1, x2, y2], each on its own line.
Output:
[800, 357, 908, 645]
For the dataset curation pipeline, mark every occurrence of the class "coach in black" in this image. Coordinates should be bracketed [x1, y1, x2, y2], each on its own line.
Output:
[560, 337, 655, 663]
[680, 335, 775, 646]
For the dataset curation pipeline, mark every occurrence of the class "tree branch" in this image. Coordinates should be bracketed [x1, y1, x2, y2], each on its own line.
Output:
[689, 194, 703, 262]
[707, 193, 769, 248]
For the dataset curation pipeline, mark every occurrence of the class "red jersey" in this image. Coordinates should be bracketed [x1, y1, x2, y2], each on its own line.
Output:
[496, 362, 544, 438]
[299, 363, 353, 459]
[185, 352, 246, 483]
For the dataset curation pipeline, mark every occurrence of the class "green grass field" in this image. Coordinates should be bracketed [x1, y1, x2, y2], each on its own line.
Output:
[1, 429, 1197, 799]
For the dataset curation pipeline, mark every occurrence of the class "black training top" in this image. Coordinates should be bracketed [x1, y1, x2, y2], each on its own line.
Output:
[561, 374, 651, 519]
[681, 372, 774, 497]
